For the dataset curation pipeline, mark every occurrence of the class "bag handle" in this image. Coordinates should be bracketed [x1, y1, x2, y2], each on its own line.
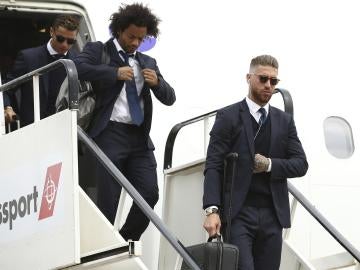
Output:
[207, 234, 221, 242]
[207, 234, 223, 270]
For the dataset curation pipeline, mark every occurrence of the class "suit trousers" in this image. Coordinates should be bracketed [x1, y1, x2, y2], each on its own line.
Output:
[94, 121, 159, 241]
[229, 206, 283, 270]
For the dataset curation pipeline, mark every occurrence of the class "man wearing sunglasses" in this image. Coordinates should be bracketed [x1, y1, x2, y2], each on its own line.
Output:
[203, 55, 308, 270]
[74, 3, 175, 241]
[4, 14, 80, 127]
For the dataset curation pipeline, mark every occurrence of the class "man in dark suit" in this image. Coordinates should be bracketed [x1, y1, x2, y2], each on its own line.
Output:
[203, 55, 308, 270]
[74, 3, 175, 241]
[4, 14, 80, 126]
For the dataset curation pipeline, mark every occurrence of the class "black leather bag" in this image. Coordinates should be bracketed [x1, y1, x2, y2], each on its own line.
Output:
[56, 79, 95, 130]
[56, 42, 110, 131]
[181, 235, 239, 270]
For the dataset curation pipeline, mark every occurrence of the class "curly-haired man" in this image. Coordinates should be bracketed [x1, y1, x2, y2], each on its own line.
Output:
[75, 3, 175, 241]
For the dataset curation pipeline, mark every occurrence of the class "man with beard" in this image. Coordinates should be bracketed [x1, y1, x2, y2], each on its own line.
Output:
[203, 55, 308, 270]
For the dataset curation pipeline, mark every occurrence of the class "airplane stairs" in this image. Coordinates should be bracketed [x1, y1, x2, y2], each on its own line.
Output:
[157, 88, 360, 270]
[0, 60, 200, 270]
[1, 60, 359, 270]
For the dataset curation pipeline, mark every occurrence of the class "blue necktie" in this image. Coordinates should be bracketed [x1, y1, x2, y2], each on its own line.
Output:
[258, 107, 267, 126]
[119, 51, 143, 126]
[254, 107, 267, 141]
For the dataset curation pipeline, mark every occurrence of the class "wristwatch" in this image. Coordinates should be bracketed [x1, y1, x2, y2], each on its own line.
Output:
[205, 206, 219, 216]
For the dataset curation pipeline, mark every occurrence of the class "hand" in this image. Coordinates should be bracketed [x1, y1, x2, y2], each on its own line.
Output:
[253, 153, 270, 173]
[117, 66, 134, 81]
[203, 213, 221, 237]
[4, 107, 17, 124]
[142, 68, 159, 87]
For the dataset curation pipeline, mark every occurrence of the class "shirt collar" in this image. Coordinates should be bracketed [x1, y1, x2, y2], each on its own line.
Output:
[113, 38, 137, 57]
[47, 39, 68, 56]
[245, 96, 269, 115]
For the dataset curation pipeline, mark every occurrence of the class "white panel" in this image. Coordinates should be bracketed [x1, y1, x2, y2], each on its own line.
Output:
[280, 241, 315, 270]
[79, 188, 126, 256]
[285, 196, 312, 259]
[68, 254, 148, 270]
[171, 122, 208, 169]
[309, 185, 360, 258]
[0, 110, 80, 270]
[159, 162, 207, 270]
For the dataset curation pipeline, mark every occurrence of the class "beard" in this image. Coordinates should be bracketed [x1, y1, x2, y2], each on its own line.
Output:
[251, 90, 272, 105]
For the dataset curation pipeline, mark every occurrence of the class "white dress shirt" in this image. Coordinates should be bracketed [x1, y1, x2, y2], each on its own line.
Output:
[110, 39, 144, 124]
[46, 40, 68, 56]
[245, 96, 269, 124]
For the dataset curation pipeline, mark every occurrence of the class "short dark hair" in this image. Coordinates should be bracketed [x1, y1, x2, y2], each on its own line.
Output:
[52, 14, 80, 31]
[109, 3, 160, 38]
[250, 55, 279, 71]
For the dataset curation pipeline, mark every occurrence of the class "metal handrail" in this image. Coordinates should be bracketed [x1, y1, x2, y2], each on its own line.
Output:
[164, 86, 360, 264]
[163, 110, 217, 170]
[77, 127, 201, 270]
[275, 88, 293, 116]
[163, 88, 291, 171]
[287, 182, 360, 262]
[0, 59, 79, 110]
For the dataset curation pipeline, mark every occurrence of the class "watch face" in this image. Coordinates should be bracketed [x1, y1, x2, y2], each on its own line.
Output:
[206, 207, 218, 215]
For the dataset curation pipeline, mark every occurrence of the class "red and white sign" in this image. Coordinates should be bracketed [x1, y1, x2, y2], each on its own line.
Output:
[0, 110, 80, 270]
[38, 162, 62, 220]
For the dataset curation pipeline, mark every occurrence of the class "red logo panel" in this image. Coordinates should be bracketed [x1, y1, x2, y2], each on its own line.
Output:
[38, 163, 62, 220]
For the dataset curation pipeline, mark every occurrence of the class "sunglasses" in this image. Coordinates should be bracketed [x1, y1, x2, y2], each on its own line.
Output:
[251, 74, 280, 86]
[55, 34, 77, 45]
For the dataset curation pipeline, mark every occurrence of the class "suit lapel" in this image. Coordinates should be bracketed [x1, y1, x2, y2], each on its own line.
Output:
[135, 52, 146, 68]
[269, 106, 279, 156]
[239, 99, 255, 156]
[239, 101, 280, 158]
[106, 39, 126, 66]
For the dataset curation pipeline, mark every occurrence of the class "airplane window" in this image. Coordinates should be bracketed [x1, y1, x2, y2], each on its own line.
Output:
[323, 116, 354, 159]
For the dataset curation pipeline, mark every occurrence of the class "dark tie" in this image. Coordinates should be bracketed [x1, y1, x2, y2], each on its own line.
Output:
[254, 107, 267, 141]
[119, 51, 143, 126]
[258, 107, 267, 126]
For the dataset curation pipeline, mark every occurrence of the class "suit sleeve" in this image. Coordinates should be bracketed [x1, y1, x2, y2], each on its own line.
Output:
[271, 117, 308, 179]
[9, 51, 28, 79]
[3, 91, 13, 108]
[3, 51, 28, 108]
[148, 58, 175, 106]
[203, 110, 233, 208]
[74, 42, 118, 88]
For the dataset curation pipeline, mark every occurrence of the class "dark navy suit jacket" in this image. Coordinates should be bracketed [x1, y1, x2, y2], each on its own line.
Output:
[4, 44, 78, 126]
[203, 99, 308, 228]
[74, 39, 176, 147]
